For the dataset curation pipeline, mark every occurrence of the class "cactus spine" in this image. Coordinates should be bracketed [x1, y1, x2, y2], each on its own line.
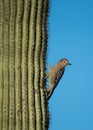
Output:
[0, 0, 49, 130]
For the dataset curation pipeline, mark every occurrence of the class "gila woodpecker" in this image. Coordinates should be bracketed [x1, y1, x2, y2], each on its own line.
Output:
[47, 58, 71, 100]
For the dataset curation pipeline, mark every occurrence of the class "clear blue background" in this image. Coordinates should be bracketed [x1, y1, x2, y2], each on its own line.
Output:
[48, 0, 93, 130]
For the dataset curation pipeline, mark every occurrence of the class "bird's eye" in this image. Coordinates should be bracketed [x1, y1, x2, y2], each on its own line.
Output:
[64, 60, 66, 63]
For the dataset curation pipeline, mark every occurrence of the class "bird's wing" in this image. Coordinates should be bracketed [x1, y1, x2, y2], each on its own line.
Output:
[54, 69, 65, 86]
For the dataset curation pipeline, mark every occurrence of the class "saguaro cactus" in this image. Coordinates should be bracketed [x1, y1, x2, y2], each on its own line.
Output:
[0, 0, 49, 130]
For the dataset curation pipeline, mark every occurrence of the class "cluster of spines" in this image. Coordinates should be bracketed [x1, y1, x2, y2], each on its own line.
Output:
[0, 0, 49, 130]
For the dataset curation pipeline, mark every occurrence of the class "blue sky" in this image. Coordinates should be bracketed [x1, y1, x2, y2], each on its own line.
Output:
[48, 0, 93, 130]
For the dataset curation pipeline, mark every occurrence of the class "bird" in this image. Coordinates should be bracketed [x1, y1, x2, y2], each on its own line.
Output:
[46, 58, 71, 100]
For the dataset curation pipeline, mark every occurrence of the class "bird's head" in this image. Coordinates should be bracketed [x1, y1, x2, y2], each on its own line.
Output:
[59, 58, 71, 68]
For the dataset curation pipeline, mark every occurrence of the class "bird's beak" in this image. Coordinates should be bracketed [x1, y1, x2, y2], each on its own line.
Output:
[68, 62, 71, 65]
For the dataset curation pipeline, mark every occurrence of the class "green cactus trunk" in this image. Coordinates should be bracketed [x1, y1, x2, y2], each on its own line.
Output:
[0, 0, 49, 130]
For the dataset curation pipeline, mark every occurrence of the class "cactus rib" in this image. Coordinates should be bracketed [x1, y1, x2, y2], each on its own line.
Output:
[22, 0, 30, 129]
[9, 0, 16, 130]
[15, 0, 24, 129]
[0, 0, 4, 130]
[28, 0, 37, 130]
[40, 0, 49, 129]
[34, 0, 44, 129]
[3, 0, 10, 129]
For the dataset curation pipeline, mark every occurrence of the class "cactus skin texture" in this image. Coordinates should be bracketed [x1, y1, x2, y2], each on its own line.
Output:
[0, 0, 49, 130]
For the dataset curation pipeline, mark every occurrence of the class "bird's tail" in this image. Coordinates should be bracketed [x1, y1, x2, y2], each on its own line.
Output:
[47, 85, 55, 100]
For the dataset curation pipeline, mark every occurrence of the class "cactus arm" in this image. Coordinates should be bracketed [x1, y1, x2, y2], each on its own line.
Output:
[0, 0, 49, 129]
